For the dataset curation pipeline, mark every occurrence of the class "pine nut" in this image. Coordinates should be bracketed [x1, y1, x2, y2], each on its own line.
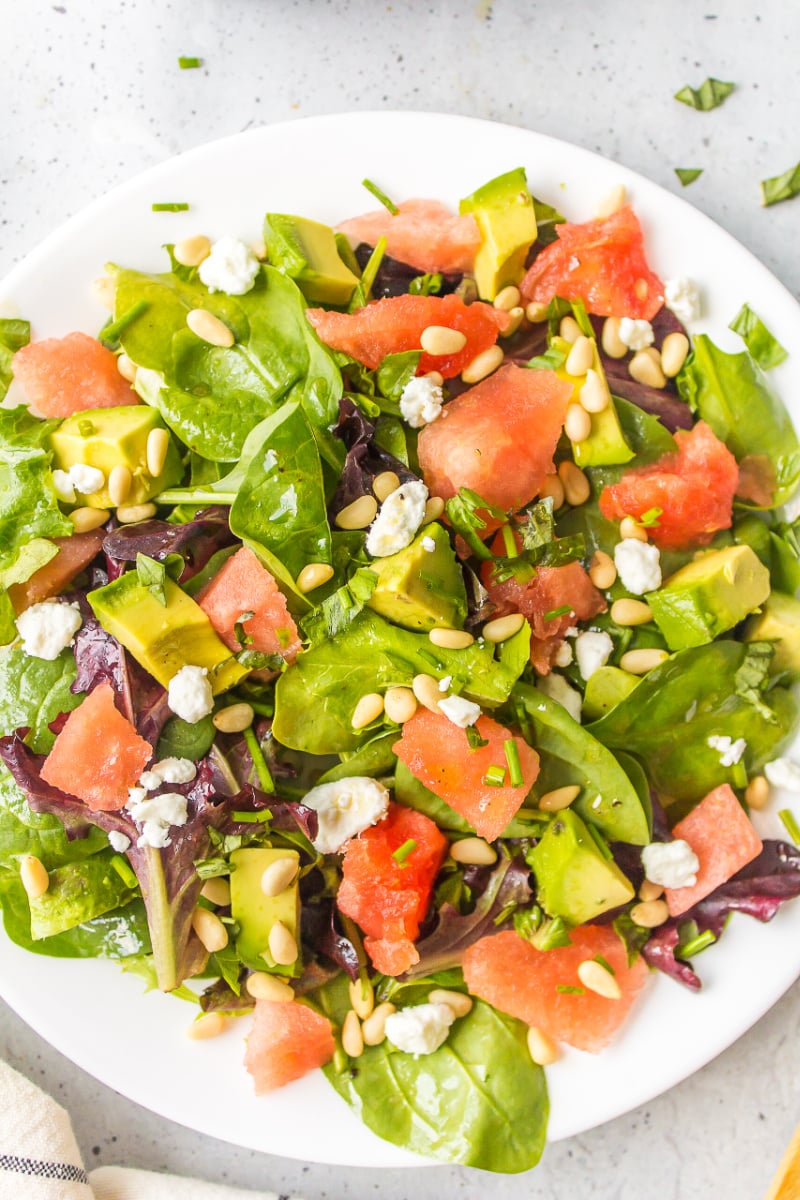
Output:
[639, 879, 664, 901]
[525, 301, 549, 323]
[174, 234, 211, 267]
[116, 502, 157, 524]
[186, 1012, 226, 1040]
[422, 496, 445, 525]
[117, 352, 137, 382]
[246, 972, 295, 1002]
[482, 613, 525, 643]
[589, 550, 617, 590]
[610, 598, 653, 626]
[352, 692, 385, 729]
[629, 348, 666, 389]
[341, 1009, 364, 1057]
[426, 370, 444, 386]
[579, 368, 609, 413]
[297, 562, 335, 593]
[362, 1002, 396, 1046]
[261, 858, 299, 898]
[461, 344, 504, 384]
[601, 316, 628, 359]
[558, 461, 591, 506]
[527, 1025, 559, 1066]
[191, 906, 229, 953]
[146, 427, 170, 477]
[634, 278, 650, 301]
[746, 775, 770, 810]
[500, 307, 525, 338]
[250, 239, 268, 261]
[594, 183, 626, 219]
[564, 404, 592, 443]
[619, 648, 670, 675]
[19, 854, 49, 900]
[212, 702, 254, 733]
[108, 464, 133, 507]
[577, 959, 621, 999]
[92, 273, 116, 309]
[428, 989, 473, 1018]
[538, 784, 581, 813]
[540, 474, 565, 510]
[372, 470, 400, 501]
[630, 899, 670, 928]
[429, 628, 474, 650]
[565, 335, 594, 378]
[412, 673, 442, 712]
[69, 506, 109, 532]
[494, 285, 522, 311]
[450, 837, 497, 866]
[619, 516, 648, 542]
[268, 921, 298, 966]
[383, 686, 418, 724]
[200, 877, 231, 907]
[186, 308, 235, 348]
[420, 325, 467, 356]
[349, 978, 375, 1020]
[660, 331, 690, 378]
[559, 315, 582, 343]
[335, 495, 378, 530]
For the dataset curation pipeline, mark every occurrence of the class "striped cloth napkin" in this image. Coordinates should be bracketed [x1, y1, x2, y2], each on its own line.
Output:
[0, 1059, 287, 1200]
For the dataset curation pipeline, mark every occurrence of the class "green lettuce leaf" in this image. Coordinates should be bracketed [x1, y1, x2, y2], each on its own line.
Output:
[728, 303, 788, 370]
[0, 318, 30, 401]
[0, 408, 72, 573]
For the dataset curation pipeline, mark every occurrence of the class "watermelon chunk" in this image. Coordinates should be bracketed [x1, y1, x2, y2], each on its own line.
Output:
[13, 332, 136, 417]
[336, 198, 482, 274]
[244, 999, 335, 1093]
[665, 784, 764, 917]
[196, 546, 301, 665]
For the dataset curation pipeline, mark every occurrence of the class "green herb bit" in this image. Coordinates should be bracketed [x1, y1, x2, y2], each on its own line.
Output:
[500, 523, 518, 558]
[637, 507, 663, 529]
[594, 954, 616, 976]
[779, 808, 800, 846]
[761, 163, 800, 207]
[100, 299, 149, 348]
[674, 168, 703, 187]
[232, 809, 273, 824]
[392, 838, 418, 864]
[247, 700, 275, 718]
[678, 930, 716, 959]
[527, 345, 567, 371]
[243, 724, 275, 794]
[348, 236, 387, 311]
[234, 611, 255, 649]
[556, 984, 585, 995]
[674, 77, 735, 111]
[409, 272, 443, 296]
[466, 725, 489, 751]
[503, 739, 524, 788]
[178, 55, 202, 68]
[195, 857, 231, 880]
[136, 553, 167, 606]
[483, 765, 507, 787]
[492, 900, 519, 927]
[543, 604, 571, 622]
[152, 202, 190, 212]
[362, 178, 399, 215]
[110, 853, 138, 889]
[728, 302, 788, 369]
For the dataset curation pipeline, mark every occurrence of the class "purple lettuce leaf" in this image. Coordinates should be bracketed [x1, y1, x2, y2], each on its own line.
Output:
[641, 922, 701, 990]
[302, 899, 360, 981]
[199, 978, 253, 1014]
[353, 244, 463, 300]
[102, 507, 236, 583]
[329, 398, 418, 514]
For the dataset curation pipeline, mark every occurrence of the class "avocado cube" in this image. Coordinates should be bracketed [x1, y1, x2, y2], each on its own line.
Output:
[551, 335, 634, 468]
[459, 167, 537, 301]
[647, 544, 771, 651]
[230, 847, 301, 976]
[744, 590, 800, 682]
[366, 522, 468, 631]
[529, 808, 634, 926]
[582, 665, 640, 721]
[263, 213, 359, 306]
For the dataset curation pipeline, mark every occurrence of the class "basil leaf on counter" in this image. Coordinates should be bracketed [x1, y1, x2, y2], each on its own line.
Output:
[728, 303, 788, 370]
[761, 163, 800, 207]
[674, 168, 703, 187]
[674, 78, 734, 110]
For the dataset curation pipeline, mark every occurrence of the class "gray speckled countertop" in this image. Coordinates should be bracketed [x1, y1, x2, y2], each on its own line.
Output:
[3, 2, 800, 1196]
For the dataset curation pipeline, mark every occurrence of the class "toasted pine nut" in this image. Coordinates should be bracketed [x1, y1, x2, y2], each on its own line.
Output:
[342, 1010, 364, 1058]
[610, 598, 653, 627]
[362, 1002, 396, 1046]
[191, 907, 229, 953]
[527, 1025, 559, 1066]
[186, 1012, 226, 1040]
[116, 502, 157, 524]
[565, 335, 594, 378]
[660, 331, 690, 378]
[420, 325, 467, 356]
[525, 301, 549, 323]
[540, 474, 565, 510]
[117, 352, 137, 382]
[577, 959, 621, 999]
[564, 404, 592, 443]
[422, 496, 445, 525]
[450, 837, 497, 866]
[108, 464, 133, 507]
[634, 278, 650, 301]
[601, 316, 628, 358]
[413, 673, 444, 712]
[146, 427, 170, 477]
[461, 344, 504, 384]
[69, 506, 109, 533]
[200, 877, 231, 907]
[630, 899, 670, 928]
[594, 183, 626, 219]
[352, 692, 385, 729]
[558, 461, 591, 506]
[619, 648, 669, 675]
[482, 613, 526, 644]
[579, 368, 609, 413]
[559, 315, 582, 343]
[428, 989, 473, 1018]
[589, 550, 617, 590]
[349, 977, 375, 1020]
[494, 285, 522, 311]
[372, 470, 400, 501]
[92, 273, 116, 309]
[261, 858, 299, 898]
[383, 686, 418, 724]
[619, 516, 648, 542]
[187, 308, 235, 348]
[297, 562, 334, 593]
[426, 370, 444, 386]
[746, 775, 770, 810]
[639, 879, 664, 901]
[629, 348, 666, 389]
[335, 495, 378, 530]
[500, 306, 525, 338]
[246, 972, 295, 1002]
[174, 234, 212, 267]
[429, 628, 474, 650]
[212, 702, 254, 733]
[268, 921, 298, 966]
[19, 854, 49, 900]
[250, 239, 268, 261]
[538, 784, 581, 813]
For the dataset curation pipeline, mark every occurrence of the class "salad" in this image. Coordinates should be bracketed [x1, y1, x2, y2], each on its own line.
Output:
[1, 163, 800, 1174]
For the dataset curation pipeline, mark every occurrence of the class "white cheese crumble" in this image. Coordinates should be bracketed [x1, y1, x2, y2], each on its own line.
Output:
[126, 789, 189, 849]
[764, 758, 800, 793]
[438, 694, 481, 728]
[167, 665, 214, 724]
[536, 673, 582, 723]
[15, 601, 82, 661]
[641, 839, 699, 890]
[139, 756, 197, 791]
[301, 776, 390, 854]
[384, 1003, 455, 1056]
[108, 830, 131, 853]
[399, 375, 445, 428]
[664, 277, 701, 324]
[52, 469, 77, 504]
[553, 640, 574, 668]
[707, 735, 747, 767]
[422, 536, 436, 553]
[574, 630, 614, 681]
[618, 318, 654, 351]
[198, 235, 261, 295]
[614, 538, 662, 595]
[366, 479, 429, 558]
[69, 463, 106, 495]
[438, 674, 453, 692]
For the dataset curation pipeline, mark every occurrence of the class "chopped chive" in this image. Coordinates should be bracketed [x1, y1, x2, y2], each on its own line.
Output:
[543, 604, 571, 622]
[779, 809, 800, 845]
[637, 507, 663, 528]
[231, 809, 273, 824]
[152, 202, 190, 212]
[594, 954, 615, 976]
[674, 167, 703, 187]
[362, 178, 399, 215]
[178, 55, 202, 69]
[392, 838, 418, 863]
[678, 930, 716, 959]
[501, 523, 518, 558]
[504, 739, 524, 788]
[100, 299, 149, 348]
[586, 821, 613, 861]
[243, 725, 275, 794]
[110, 853, 138, 889]
[731, 760, 748, 790]
[556, 984, 585, 995]
[484, 765, 507, 787]
[247, 700, 275, 718]
[355, 235, 387, 305]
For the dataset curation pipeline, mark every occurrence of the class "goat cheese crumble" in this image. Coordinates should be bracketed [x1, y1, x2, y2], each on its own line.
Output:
[618, 318, 654, 350]
[399, 376, 444, 428]
[301, 776, 390, 854]
[642, 839, 699, 889]
[707, 735, 747, 767]
[574, 630, 614, 681]
[536, 673, 582, 723]
[198, 235, 261, 295]
[108, 830, 131, 853]
[614, 538, 662, 595]
[126, 789, 189, 849]
[438, 694, 481, 728]
[366, 479, 428, 558]
[16, 601, 82, 661]
[765, 758, 800, 793]
[167, 665, 214, 724]
[139, 757, 197, 791]
[664, 277, 701, 324]
[384, 1003, 455, 1056]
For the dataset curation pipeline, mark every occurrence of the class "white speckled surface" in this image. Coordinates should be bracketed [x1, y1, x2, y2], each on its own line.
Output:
[3, 1, 800, 1195]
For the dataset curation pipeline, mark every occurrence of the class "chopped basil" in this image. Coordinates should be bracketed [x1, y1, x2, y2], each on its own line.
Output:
[361, 178, 399, 215]
[728, 303, 788, 369]
[466, 725, 489, 751]
[674, 78, 735, 111]
[408, 272, 443, 296]
[674, 167, 703, 187]
[760, 163, 800, 207]
[136, 553, 167, 605]
[637, 507, 663, 528]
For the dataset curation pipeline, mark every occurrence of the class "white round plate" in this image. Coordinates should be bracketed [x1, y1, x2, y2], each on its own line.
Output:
[1, 112, 799, 1169]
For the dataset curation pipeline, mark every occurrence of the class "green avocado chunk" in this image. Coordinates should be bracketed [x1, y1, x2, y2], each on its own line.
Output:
[366, 522, 468, 631]
[263, 213, 359, 306]
[551, 335, 634, 468]
[230, 847, 301, 976]
[528, 807, 634, 926]
[744, 590, 800, 682]
[582, 665, 640, 721]
[646, 544, 771, 651]
[459, 167, 537, 301]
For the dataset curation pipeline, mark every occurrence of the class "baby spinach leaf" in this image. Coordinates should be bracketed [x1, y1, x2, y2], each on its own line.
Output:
[0, 762, 107, 869]
[761, 163, 800, 207]
[0, 646, 82, 754]
[27, 853, 138, 940]
[0, 318, 30, 401]
[674, 77, 734, 111]
[728, 303, 788, 370]
[0, 871, 149, 958]
[0, 407, 72, 572]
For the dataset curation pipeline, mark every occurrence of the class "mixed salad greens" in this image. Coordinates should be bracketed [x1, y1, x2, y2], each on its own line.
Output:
[1, 166, 800, 1173]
